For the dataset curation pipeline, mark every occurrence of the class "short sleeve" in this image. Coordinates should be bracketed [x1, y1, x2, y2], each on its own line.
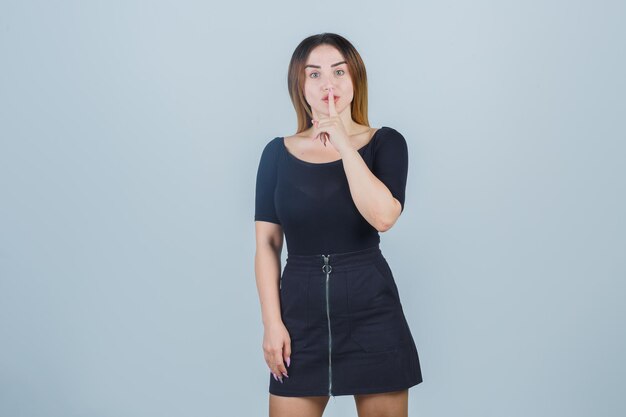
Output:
[254, 138, 281, 224]
[372, 128, 409, 212]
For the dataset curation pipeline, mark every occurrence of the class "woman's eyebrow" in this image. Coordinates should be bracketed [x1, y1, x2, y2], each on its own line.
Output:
[304, 60, 347, 69]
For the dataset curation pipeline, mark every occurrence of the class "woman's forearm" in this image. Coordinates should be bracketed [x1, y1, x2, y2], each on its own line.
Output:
[340, 147, 402, 232]
[255, 243, 283, 328]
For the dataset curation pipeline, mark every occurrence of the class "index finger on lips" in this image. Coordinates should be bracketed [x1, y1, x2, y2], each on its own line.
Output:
[328, 87, 337, 116]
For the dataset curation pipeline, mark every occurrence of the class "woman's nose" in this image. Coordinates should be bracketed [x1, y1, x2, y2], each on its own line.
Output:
[322, 77, 335, 89]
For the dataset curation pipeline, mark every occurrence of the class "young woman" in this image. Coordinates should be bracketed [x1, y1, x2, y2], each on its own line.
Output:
[254, 33, 423, 417]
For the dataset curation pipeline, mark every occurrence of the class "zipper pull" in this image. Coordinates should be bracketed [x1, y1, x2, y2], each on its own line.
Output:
[322, 254, 332, 274]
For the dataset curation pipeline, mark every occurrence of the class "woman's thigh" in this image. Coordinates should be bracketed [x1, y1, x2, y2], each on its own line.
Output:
[269, 393, 330, 417]
[354, 389, 408, 417]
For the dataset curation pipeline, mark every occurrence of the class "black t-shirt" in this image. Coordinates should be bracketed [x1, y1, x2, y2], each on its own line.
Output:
[254, 126, 408, 255]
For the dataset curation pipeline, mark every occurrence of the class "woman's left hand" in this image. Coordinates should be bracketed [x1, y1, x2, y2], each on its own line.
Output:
[311, 87, 351, 153]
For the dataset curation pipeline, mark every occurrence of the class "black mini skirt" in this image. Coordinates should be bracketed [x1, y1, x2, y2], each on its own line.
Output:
[269, 244, 423, 397]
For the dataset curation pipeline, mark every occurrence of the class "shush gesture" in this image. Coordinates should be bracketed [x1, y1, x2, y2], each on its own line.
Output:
[310, 86, 350, 152]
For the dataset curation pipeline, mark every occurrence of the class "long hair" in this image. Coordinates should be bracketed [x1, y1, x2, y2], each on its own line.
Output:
[287, 33, 369, 134]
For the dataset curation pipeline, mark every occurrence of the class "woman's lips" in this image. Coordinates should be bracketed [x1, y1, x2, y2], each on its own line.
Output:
[323, 96, 340, 102]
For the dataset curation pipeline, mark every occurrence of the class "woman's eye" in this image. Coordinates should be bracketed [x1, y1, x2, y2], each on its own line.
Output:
[309, 69, 345, 78]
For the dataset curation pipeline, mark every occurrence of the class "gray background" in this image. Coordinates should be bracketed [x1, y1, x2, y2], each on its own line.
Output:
[1, 0, 624, 416]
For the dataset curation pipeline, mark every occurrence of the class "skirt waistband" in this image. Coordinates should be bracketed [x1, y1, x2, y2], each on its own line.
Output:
[285, 245, 384, 271]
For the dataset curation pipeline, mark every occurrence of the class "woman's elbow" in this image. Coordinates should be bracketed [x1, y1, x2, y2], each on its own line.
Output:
[375, 198, 402, 232]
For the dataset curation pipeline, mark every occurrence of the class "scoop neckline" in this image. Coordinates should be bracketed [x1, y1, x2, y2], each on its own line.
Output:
[280, 126, 386, 166]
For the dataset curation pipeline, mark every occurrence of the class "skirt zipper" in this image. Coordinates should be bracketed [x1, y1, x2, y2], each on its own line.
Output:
[322, 254, 333, 397]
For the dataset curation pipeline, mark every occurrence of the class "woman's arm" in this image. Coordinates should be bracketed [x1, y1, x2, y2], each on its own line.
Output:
[342, 149, 401, 232]
[254, 221, 284, 326]
[339, 130, 409, 233]
[254, 138, 291, 381]
[255, 221, 291, 382]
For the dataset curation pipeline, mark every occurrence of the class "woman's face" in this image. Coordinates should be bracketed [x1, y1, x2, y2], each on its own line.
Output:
[303, 44, 354, 117]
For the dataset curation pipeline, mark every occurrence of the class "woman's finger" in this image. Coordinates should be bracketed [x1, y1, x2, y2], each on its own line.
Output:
[311, 120, 322, 143]
[266, 357, 283, 383]
[274, 346, 289, 380]
[327, 87, 338, 116]
[311, 119, 331, 146]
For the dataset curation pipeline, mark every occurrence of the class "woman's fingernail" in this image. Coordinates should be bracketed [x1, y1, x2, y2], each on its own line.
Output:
[282, 371, 289, 378]
[272, 372, 278, 381]
[286, 357, 291, 367]
[279, 376, 283, 383]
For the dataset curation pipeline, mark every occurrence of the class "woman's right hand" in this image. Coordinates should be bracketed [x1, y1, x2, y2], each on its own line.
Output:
[263, 321, 291, 383]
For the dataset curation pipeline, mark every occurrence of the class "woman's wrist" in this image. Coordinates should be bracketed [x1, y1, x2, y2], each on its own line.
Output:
[263, 316, 283, 328]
